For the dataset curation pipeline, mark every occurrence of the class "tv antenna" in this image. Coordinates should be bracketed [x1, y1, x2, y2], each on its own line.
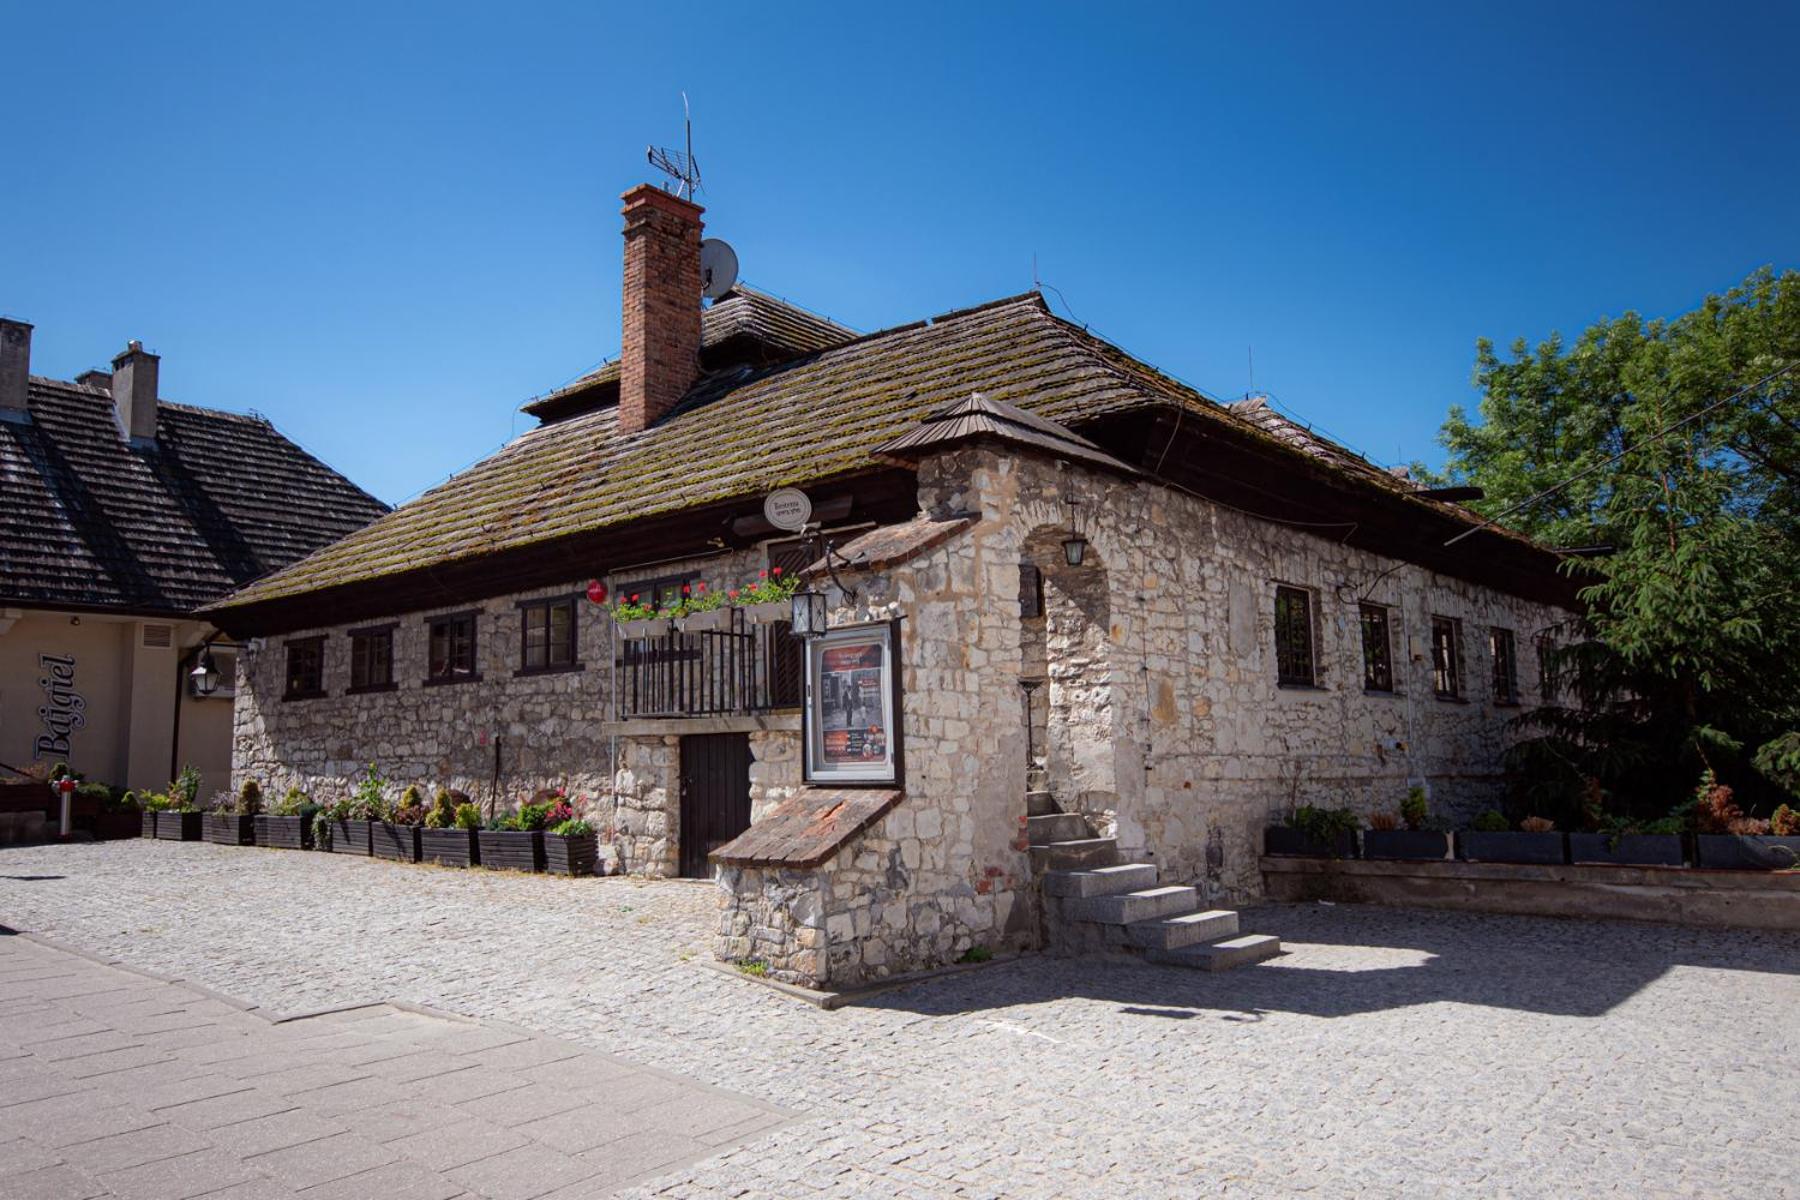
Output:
[646, 92, 701, 201]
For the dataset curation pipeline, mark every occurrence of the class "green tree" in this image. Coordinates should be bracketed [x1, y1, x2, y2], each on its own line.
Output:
[1430, 268, 1800, 824]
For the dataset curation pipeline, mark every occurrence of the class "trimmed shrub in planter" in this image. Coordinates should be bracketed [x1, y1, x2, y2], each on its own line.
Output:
[545, 821, 597, 876]
[1362, 830, 1451, 860]
[1457, 831, 1566, 865]
[255, 815, 312, 850]
[372, 821, 421, 862]
[203, 813, 255, 846]
[1694, 835, 1800, 870]
[155, 812, 202, 841]
[329, 819, 372, 855]
[1567, 833, 1685, 867]
[477, 829, 543, 871]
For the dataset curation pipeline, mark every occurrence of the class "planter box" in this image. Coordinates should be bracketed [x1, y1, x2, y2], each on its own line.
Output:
[1695, 834, 1800, 870]
[329, 819, 372, 855]
[1263, 826, 1358, 858]
[739, 601, 788, 626]
[1568, 833, 1685, 867]
[372, 822, 421, 862]
[155, 812, 202, 842]
[88, 810, 143, 840]
[476, 829, 544, 872]
[1457, 830, 1566, 865]
[254, 814, 312, 850]
[1362, 829, 1450, 861]
[203, 813, 255, 846]
[679, 607, 732, 633]
[420, 828, 479, 868]
[141, 811, 158, 838]
[617, 618, 664, 640]
[544, 832, 598, 877]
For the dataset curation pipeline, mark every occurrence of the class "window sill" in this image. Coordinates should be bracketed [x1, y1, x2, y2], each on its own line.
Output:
[423, 674, 483, 688]
[1435, 694, 1468, 704]
[1276, 682, 1327, 693]
[515, 663, 586, 678]
[346, 683, 398, 696]
[282, 691, 326, 703]
[1493, 700, 1522, 709]
[1363, 688, 1404, 698]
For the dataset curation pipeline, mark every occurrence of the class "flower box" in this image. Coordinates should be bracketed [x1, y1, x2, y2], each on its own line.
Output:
[544, 831, 598, 877]
[141, 811, 158, 838]
[155, 812, 202, 841]
[203, 813, 255, 846]
[372, 822, 421, 862]
[1456, 831, 1565, 865]
[420, 828, 479, 868]
[476, 829, 544, 872]
[680, 608, 732, 634]
[1694, 834, 1800, 870]
[616, 618, 664, 640]
[85, 810, 142, 840]
[329, 818, 372, 855]
[1361, 830, 1451, 860]
[738, 601, 789, 625]
[254, 814, 312, 850]
[1263, 826, 1358, 858]
[1567, 833, 1685, 867]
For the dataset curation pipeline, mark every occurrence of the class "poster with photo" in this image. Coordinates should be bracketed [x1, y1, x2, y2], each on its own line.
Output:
[805, 624, 898, 783]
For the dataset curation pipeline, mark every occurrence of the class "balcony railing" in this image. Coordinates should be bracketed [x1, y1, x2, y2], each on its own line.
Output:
[613, 615, 802, 720]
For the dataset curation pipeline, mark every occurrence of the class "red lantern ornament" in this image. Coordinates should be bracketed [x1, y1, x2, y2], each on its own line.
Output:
[585, 580, 607, 605]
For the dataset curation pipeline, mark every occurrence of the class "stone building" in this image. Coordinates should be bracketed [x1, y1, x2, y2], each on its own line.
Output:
[206, 182, 1574, 987]
[0, 319, 386, 799]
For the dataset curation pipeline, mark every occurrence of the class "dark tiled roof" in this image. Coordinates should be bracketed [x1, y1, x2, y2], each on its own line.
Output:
[1, 378, 388, 615]
[520, 285, 857, 422]
[877, 392, 1137, 476]
[1226, 396, 1406, 488]
[800, 514, 974, 581]
[711, 788, 903, 868]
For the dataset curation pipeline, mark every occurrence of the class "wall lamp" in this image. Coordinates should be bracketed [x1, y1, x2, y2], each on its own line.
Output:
[1062, 495, 1089, 567]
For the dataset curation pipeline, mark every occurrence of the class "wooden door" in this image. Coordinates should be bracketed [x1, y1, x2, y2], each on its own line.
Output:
[679, 733, 752, 878]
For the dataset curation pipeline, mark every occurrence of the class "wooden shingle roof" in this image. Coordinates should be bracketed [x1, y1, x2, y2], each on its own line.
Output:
[1, 378, 387, 615]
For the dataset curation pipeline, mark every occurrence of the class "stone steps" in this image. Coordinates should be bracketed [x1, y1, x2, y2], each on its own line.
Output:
[1066, 885, 1197, 925]
[1145, 934, 1283, 971]
[1123, 908, 1240, 951]
[1025, 790, 1057, 818]
[1042, 862, 1158, 898]
[1026, 812, 1090, 845]
[1029, 837, 1121, 872]
[1039, 850, 1281, 972]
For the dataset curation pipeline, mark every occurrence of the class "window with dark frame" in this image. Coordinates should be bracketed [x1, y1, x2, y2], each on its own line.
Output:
[520, 596, 579, 672]
[1019, 564, 1044, 619]
[617, 572, 699, 613]
[284, 637, 325, 699]
[1430, 616, 1462, 698]
[1274, 586, 1315, 687]
[348, 626, 394, 692]
[1359, 604, 1394, 692]
[426, 612, 478, 683]
[1536, 633, 1559, 704]
[1491, 627, 1520, 705]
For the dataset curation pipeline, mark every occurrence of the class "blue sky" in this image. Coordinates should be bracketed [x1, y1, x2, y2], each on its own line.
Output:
[5, 2, 1796, 506]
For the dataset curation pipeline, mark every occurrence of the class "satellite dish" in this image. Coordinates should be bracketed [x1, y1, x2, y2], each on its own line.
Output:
[701, 239, 739, 300]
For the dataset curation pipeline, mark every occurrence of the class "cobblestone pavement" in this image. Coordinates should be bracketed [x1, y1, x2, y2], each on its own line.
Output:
[0, 935, 787, 1199]
[2, 841, 1796, 1199]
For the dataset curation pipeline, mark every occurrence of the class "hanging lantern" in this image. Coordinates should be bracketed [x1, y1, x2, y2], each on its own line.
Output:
[1061, 495, 1088, 567]
[189, 645, 220, 697]
[790, 590, 829, 639]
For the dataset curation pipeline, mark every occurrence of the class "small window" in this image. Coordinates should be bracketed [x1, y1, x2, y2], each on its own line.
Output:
[1274, 586, 1315, 687]
[520, 596, 579, 673]
[284, 637, 325, 700]
[426, 612, 479, 684]
[1359, 604, 1393, 693]
[1019, 564, 1044, 620]
[349, 626, 394, 692]
[1536, 633, 1559, 704]
[1491, 627, 1519, 705]
[1430, 616, 1462, 698]
[617, 573, 699, 614]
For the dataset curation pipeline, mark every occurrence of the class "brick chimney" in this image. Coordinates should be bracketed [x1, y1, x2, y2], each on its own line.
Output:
[111, 340, 160, 443]
[0, 318, 30, 422]
[619, 184, 704, 435]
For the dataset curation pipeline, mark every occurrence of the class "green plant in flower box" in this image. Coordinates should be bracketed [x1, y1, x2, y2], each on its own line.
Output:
[168, 765, 203, 812]
[346, 763, 388, 821]
[550, 818, 592, 838]
[274, 787, 311, 817]
[389, 784, 426, 825]
[728, 566, 798, 607]
[453, 802, 482, 831]
[425, 788, 459, 829]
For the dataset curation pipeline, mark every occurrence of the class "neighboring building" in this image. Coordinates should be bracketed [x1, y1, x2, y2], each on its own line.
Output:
[0, 320, 387, 796]
[205, 183, 1575, 987]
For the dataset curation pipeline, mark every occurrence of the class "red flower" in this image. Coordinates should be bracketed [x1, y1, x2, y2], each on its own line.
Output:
[771, 566, 782, 577]
[728, 589, 739, 599]
[696, 582, 707, 592]
[758, 569, 768, 579]
[630, 593, 640, 603]
[681, 584, 691, 595]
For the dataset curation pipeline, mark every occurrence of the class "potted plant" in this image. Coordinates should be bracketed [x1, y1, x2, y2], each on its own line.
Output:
[541, 793, 597, 876]
[1688, 772, 1800, 869]
[138, 791, 165, 838]
[327, 763, 385, 855]
[255, 787, 315, 850]
[1568, 816, 1686, 867]
[1362, 786, 1451, 860]
[1264, 804, 1359, 857]
[674, 582, 732, 633]
[82, 784, 141, 841]
[1457, 813, 1566, 864]
[611, 594, 669, 640]
[203, 781, 259, 847]
[155, 766, 204, 841]
[730, 568, 798, 624]
[373, 784, 425, 862]
[477, 796, 552, 872]
[420, 789, 481, 868]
